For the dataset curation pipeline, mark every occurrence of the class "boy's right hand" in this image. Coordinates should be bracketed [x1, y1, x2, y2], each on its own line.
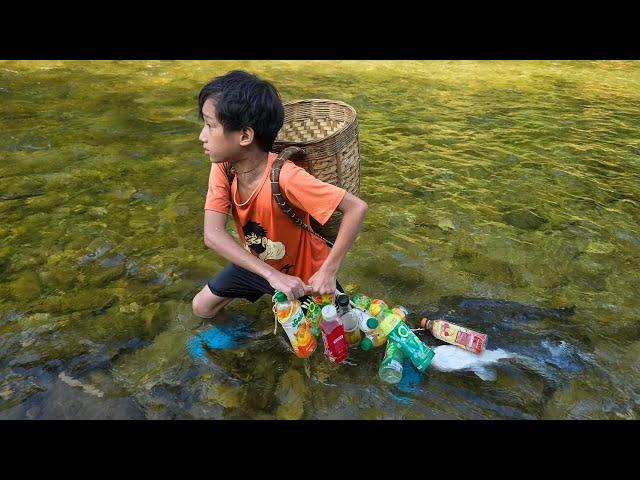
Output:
[266, 270, 308, 301]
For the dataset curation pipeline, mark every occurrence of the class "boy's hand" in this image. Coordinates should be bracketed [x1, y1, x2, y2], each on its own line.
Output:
[267, 270, 308, 301]
[305, 268, 337, 297]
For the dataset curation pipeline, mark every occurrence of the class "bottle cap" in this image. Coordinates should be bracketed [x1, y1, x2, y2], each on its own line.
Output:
[360, 337, 373, 351]
[274, 291, 288, 303]
[321, 304, 337, 319]
[337, 294, 349, 306]
[420, 317, 430, 329]
[366, 317, 378, 329]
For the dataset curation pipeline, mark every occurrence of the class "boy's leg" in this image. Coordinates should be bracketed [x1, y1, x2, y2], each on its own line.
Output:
[192, 263, 271, 320]
[192, 285, 235, 319]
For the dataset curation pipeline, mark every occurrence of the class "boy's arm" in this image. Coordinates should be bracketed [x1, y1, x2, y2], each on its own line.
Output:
[306, 192, 368, 296]
[204, 210, 308, 300]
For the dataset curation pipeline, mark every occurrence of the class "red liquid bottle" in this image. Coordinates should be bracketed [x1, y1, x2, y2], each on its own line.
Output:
[320, 304, 348, 363]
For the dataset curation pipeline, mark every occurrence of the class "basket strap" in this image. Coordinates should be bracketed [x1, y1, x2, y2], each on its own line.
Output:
[270, 147, 334, 248]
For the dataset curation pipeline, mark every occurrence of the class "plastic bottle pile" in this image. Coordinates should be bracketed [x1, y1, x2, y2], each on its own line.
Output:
[272, 291, 489, 385]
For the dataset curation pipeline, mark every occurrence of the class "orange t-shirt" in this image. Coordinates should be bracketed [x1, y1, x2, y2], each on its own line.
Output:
[204, 152, 346, 284]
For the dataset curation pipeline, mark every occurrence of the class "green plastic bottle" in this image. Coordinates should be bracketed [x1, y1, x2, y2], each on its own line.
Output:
[378, 340, 405, 384]
[378, 312, 435, 372]
[305, 301, 322, 338]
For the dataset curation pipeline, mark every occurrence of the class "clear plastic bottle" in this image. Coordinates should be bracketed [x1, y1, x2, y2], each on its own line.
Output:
[320, 304, 348, 363]
[273, 291, 317, 358]
[379, 340, 405, 384]
[420, 317, 487, 354]
[392, 306, 408, 321]
[337, 294, 361, 346]
[378, 312, 435, 372]
[359, 316, 388, 351]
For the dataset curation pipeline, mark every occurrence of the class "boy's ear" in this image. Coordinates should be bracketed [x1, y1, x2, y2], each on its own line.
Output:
[239, 126, 255, 146]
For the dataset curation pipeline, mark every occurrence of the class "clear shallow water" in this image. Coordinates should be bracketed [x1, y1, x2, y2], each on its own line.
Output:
[0, 60, 639, 419]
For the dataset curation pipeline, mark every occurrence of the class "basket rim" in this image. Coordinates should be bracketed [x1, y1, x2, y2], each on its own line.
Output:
[275, 99, 358, 147]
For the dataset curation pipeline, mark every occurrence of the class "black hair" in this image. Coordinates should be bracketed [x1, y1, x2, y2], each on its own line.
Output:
[198, 70, 285, 152]
[242, 220, 267, 238]
[242, 220, 268, 254]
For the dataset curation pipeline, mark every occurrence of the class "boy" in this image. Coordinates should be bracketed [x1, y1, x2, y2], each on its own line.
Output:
[191, 70, 368, 320]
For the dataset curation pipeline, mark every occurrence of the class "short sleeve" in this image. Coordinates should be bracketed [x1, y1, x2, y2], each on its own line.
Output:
[280, 161, 346, 225]
[204, 162, 231, 214]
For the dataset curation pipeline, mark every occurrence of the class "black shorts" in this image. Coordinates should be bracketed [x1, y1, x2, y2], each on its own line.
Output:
[207, 263, 344, 303]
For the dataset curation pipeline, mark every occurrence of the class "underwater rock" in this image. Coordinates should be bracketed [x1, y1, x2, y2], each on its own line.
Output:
[88, 263, 126, 287]
[9, 270, 42, 302]
[502, 209, 548, 231]
[206, 383, 242, 409]
[275, 369, 308, 420]
[39, 266, 77, 291]
[39, 291, 116, 314]
[35, 379, 145, 420]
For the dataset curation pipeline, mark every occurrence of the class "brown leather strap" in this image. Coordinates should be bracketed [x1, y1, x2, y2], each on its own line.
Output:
[270, 147, 334, 247]
[224, 149, 334, 247]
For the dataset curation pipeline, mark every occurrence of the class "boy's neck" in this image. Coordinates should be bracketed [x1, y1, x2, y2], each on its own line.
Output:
[232, 150, 269, 184]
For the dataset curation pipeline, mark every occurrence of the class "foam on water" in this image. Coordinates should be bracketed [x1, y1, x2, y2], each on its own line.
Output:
[431, 345, 514, 381]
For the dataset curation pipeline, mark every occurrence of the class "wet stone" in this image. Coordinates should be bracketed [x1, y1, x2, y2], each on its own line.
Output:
[9, 270, 42, 302]
[35, 380, 145, 420]
[275, 369, 309, 420]
[502, 209, 548, 230]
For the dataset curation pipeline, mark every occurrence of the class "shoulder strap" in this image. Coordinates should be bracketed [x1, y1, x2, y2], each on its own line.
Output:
[224, 162, 234, 184]
[270, 147, 334, 248]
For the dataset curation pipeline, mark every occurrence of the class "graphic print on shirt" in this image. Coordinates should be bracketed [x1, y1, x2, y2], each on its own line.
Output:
[242, 220, 285, 262]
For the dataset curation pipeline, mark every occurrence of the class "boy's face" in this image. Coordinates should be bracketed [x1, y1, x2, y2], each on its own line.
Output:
[199, 98, 241, 164]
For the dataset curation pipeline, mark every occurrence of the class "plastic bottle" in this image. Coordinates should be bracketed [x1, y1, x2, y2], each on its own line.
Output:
[392, 306, 408, 321]
[359, 316, 388, 351]
[420, 317, 487, 354]
[305, 301, 322, 338]
[358, 311, 378, 334]
[378, 312, 435, 372]
[312, 293, 335, 307]
[378, 340, 405, 384]
[368, 299, 388, 318]
[272, 291, 317, 358]
[320, 304, 348, 363]
[351, 293, 371, 312]
[337, 294, 361, 346]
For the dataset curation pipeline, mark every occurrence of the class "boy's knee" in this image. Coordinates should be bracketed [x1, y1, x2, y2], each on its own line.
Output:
[192, 295, 216, 319]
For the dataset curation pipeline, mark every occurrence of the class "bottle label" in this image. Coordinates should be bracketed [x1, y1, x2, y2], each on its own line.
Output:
[321, 324, 348, 363]
[281, 305, 316, 357]
[431, 320, 487, 354]
[305, 302, 322, 338]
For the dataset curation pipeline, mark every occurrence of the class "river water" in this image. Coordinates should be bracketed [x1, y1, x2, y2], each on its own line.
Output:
[1, 60, 638, 419]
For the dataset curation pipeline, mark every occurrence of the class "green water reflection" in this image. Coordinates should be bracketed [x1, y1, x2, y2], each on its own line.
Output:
[1, 61, 639, 419]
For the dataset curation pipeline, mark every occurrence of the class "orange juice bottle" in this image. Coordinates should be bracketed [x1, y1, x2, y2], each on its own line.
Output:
[273, 291, 316, 358]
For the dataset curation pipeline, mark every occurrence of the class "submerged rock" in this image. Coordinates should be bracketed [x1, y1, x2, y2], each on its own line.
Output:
[8, 270, 42, 302]
[275, 369, 308, 420]
[502, 209, 548, 230]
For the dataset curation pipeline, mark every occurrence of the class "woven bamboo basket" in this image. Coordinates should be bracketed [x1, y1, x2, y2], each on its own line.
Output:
[272, 99, 360, 243]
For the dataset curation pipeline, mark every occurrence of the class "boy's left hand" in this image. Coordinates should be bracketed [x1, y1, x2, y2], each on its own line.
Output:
[305, 268, 336, 296]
